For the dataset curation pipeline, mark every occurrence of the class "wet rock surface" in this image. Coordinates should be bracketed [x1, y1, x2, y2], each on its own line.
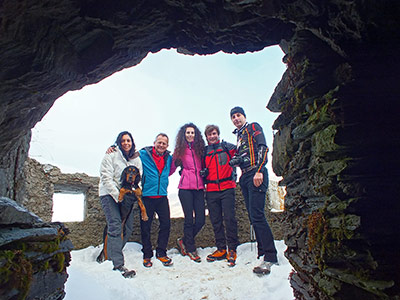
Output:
[0, 198, 73, 300]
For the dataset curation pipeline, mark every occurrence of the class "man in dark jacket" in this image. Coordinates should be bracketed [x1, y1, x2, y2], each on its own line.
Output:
[202, 125, 239, 266]
[229, 106, 278, 275]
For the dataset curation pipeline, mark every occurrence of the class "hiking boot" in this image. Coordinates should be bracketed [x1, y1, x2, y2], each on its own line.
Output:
[143, 258, 153, 268]
[177, 238, 187, 256]
[96, 249, 105, 264]
[157, 255, 173, 266]
[113, 265, 136, 278]
[206, 249, 227, 262]
[253, 261, 277, 276]
[227, 249, 237, 267]
[187, 251, 201, 263]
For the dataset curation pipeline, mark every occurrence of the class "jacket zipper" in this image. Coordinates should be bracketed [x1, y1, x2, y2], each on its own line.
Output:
[215, 148, 221, 191]
[147, 147, 163, 195]
[189, 143, 199, 190]
[158, 174, 161, 194]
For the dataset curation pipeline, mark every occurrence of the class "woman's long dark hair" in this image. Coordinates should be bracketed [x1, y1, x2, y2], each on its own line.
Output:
[115, 131, 136, 160]
[173, 123, 205, 160]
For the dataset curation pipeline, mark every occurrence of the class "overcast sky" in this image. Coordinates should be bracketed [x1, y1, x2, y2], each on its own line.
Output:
[29, 46, 286, 182]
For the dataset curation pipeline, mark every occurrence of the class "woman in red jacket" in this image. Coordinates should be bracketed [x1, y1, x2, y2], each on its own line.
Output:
[172, 123, 206, 262]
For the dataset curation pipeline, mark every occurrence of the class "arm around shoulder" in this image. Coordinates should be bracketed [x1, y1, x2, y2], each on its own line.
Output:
[130, 154, 143, 176]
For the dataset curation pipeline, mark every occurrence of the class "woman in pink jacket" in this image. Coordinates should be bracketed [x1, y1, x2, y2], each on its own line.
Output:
[172, 123, 206, 262]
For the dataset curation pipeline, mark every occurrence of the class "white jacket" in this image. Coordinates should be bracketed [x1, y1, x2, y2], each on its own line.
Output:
[99, 148, 143, 202]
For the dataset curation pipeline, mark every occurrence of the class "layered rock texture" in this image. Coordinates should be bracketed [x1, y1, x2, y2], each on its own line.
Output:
[0, 1, 399, 299]
[0, 197, 73, 300]
[270, 29, 400, 299]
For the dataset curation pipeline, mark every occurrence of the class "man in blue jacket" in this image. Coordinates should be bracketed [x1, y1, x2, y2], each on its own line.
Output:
[139, 133, 174, 267]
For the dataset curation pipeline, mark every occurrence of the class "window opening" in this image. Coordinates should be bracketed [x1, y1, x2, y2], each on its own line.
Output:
[52, 192, 85, 222]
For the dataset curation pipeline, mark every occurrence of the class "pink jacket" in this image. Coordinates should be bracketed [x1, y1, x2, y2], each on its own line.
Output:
[171, 143, 205, 190]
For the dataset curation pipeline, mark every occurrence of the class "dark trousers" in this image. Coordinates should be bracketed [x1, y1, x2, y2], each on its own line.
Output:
[100, 194, 135, 268]
[140, 196, 171, 259]
[239, 168, 277, 262]
[178, 189, 205, 252]
[206, 188, 239, 251]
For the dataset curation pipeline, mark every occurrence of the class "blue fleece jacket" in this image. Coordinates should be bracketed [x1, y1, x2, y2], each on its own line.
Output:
[139, 146, 172, 197]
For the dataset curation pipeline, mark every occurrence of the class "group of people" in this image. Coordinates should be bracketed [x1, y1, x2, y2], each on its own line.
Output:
[98, 106, 278, 278]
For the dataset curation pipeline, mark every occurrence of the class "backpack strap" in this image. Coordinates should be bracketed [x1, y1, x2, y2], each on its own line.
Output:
[220, 141, 232, 159]
[221, 141, 237, 182]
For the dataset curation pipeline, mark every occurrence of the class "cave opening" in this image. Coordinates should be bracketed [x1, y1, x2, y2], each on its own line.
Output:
[2, 1, 398, 298]
[28, 46, 287, 218]
[29, 46, 286, 178]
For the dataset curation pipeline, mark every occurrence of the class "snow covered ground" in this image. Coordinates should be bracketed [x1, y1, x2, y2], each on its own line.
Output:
[65, 241, 294, 300]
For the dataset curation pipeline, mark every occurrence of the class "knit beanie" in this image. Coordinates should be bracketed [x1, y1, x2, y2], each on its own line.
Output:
[230, 106, 246, 118]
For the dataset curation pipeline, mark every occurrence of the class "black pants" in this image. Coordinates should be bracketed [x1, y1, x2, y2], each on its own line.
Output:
[178, 189, 205, 252]
[239, 168, 277, 262]
[140, 196, 171, 258]
[206, 188, 239, 251]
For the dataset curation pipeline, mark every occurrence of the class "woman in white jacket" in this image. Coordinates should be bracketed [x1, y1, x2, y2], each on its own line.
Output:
[98, 131, 142, 278]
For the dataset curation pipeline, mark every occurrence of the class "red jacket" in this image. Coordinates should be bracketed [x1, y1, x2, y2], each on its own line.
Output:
[203, 141, 237, 192]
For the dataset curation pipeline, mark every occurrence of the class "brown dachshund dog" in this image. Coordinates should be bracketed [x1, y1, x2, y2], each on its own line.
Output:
[96, 166, 147, 264]
[118, 165, 148, 221]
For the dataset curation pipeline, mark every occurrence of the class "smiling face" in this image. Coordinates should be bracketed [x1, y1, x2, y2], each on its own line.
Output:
[231, 113, 246, 129]
[120, 134, 133, 153]
[154, 135, 169, 154]
[206, 129, 220, 145]
[185, 127, 195, 143]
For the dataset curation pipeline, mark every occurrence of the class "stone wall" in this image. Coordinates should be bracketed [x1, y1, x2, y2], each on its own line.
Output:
[23, 158, 105, 249]
[23, 157, 286, 250]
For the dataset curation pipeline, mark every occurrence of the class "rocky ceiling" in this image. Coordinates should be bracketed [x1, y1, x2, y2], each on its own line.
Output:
[1, 0, 396, 156]
[1, 1, 399, 299]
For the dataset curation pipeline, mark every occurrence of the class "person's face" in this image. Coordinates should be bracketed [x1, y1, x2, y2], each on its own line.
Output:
[231, 113, 246, 129]
[185, 127, 195, 143]
[206, 129, 220, 145]
[154, 135, 169, 154]
[120, 134, 133, 153]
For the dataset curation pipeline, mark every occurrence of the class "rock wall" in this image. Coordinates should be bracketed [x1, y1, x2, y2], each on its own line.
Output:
[23, 158, 105, 249]
[0, 131, 31, 205]
[269, 30, 400, 299]
[23, 157, 286, 250]
[0, 197, 73, 300]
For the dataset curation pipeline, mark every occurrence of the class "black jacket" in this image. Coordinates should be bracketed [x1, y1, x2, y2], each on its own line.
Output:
[233, 122, 268, 173]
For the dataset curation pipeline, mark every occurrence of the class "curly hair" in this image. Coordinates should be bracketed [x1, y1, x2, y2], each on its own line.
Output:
[173, 123, 205, 160]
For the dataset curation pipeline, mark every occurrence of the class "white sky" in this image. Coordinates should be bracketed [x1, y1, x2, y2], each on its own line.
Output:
[29, 46, 286, 180]
[64, 241, 294, 299]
